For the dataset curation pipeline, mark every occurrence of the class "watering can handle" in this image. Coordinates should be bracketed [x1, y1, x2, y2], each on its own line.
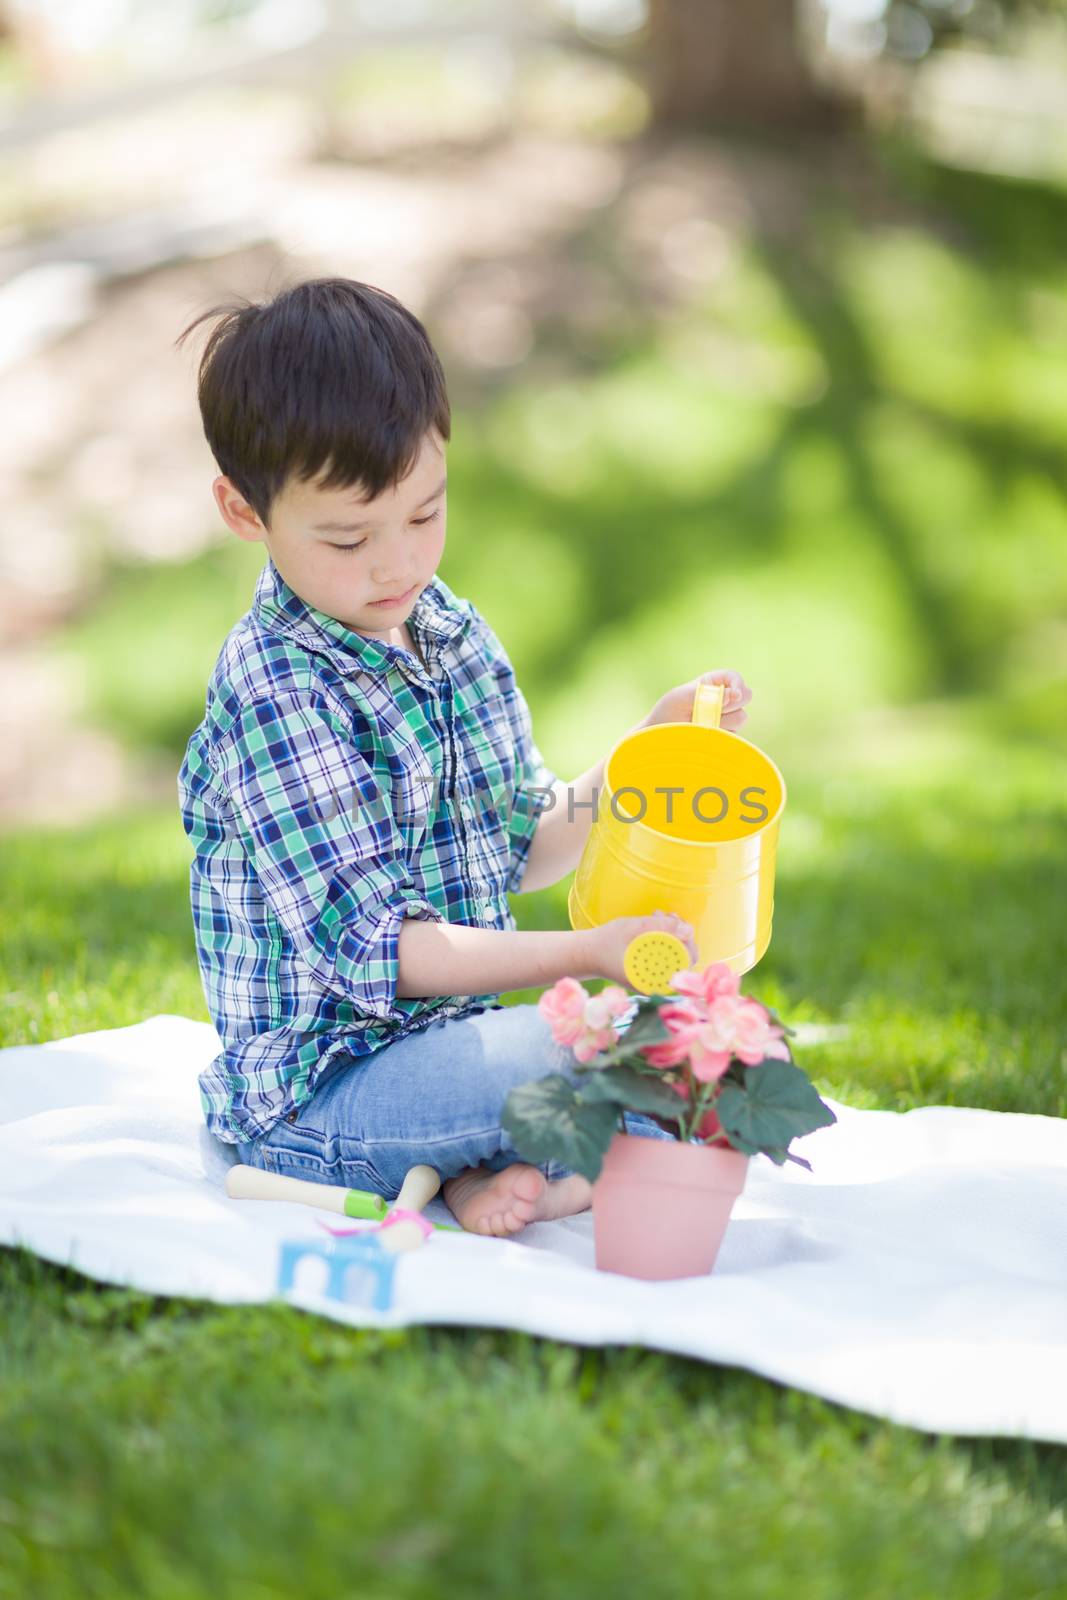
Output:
[692, 680, 725, 729]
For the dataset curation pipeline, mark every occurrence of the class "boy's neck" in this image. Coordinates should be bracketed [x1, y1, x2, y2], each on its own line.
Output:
[391, 620, 428, 670]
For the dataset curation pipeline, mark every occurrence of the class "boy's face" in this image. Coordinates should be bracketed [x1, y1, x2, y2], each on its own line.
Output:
[213, 429, 448, 643]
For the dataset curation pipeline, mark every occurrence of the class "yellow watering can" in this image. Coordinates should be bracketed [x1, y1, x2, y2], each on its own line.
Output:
[568, 682, 787, 994]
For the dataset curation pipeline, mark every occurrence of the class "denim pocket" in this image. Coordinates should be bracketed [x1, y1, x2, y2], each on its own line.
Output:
[257, 1112, 325, 1174]
[257, 1103, 388, 1195]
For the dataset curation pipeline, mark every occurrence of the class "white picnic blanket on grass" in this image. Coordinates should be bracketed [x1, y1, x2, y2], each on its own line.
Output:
[1, 1014, 1064, 1444]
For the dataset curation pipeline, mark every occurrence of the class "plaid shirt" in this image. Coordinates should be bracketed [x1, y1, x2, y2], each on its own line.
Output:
[177, 556, 557, 1146]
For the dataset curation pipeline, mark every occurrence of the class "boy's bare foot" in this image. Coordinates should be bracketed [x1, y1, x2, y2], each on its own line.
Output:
[442, 1162, 593, 1237]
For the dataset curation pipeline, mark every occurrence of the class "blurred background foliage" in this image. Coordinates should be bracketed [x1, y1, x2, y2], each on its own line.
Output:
[1, 0, 1064, 1100]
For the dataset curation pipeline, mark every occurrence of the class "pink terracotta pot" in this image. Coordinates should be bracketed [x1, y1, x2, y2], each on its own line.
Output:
[591, 1132, 749, 1280]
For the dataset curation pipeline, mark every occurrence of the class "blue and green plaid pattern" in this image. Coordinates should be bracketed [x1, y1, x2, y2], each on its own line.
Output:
[177, 557, 557, 1145]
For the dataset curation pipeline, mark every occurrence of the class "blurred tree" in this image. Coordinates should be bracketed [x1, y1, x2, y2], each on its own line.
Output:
[645, 0, 1067, 134]
[645, 0, 860, 132]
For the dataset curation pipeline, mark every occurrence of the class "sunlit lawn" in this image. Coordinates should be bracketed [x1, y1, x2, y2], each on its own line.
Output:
[3, 136, 1066, 1594]
[2, 737, 1065, 1595]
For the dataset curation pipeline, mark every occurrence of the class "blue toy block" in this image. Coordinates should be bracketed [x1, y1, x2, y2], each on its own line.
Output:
[277, 1234, 396, 1311]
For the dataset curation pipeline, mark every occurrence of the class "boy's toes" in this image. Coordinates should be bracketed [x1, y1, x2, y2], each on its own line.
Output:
[509, 1166, 545, 1207]
[444, 1161, 549, 1236]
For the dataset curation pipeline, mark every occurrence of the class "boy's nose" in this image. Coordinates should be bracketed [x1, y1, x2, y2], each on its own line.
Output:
[371, 558, 408, 586]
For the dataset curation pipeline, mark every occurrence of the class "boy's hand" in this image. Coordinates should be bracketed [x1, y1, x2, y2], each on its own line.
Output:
[588, 910, 699, 986]
[640, 669, 751, 734]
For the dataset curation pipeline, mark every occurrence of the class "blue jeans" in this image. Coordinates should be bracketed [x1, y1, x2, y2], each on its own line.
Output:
[242, 1000, 677, 1200]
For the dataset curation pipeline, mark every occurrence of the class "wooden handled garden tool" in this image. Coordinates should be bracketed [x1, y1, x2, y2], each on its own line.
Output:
[224, 1161, 446, 1251]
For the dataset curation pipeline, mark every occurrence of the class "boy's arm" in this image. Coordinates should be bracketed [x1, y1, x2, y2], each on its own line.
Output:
[395, 919, 603, 999]
[519, 760, 602, 894]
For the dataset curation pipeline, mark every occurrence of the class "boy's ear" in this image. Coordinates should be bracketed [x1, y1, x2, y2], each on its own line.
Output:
[212, 475, 267, 544]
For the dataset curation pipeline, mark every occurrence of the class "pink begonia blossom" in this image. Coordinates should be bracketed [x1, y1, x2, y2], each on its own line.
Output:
[538, 979, 631, 1064]
[537, 977, 589, 1048]
[639, 974, 789, 1080]
[639, 1001, 723, 1074]
[732, 997, 792, 1066]
[664, 1012, 735, 1082]
[539, 962, 789, 1076]
[669, 961, 741, 1007]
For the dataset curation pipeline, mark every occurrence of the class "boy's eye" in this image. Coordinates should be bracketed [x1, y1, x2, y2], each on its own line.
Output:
[330, 509, 441, 553]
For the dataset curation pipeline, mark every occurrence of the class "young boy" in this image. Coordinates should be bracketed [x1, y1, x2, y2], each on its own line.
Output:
[176, 277, 751, 1236]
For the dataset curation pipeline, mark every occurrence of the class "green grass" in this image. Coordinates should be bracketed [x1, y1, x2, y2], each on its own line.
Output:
[1, 1246, 1065, 1600]
[5, 129, 1067, 1593]
[1, 738, 1065, 1595]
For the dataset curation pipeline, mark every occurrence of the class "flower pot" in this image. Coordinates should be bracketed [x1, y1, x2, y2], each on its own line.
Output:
[591, 1132, 749, 1280]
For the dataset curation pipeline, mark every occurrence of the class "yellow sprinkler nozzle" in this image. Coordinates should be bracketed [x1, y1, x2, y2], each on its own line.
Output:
[623, 930, 692, 996]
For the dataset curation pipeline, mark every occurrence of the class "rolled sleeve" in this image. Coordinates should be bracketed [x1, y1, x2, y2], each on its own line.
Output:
[334, 882, 444, 1020]
[211, 690, 446, 1023]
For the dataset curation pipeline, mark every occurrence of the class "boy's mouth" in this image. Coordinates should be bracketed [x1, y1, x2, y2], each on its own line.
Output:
[368, 582, 419, 609]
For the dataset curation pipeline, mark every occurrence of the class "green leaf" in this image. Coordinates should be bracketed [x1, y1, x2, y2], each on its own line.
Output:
[784, 1150, 814, 1172]
[714, 1060, 837, 1157]
[502, 1074, 619, 1182]
[574, 1040, 633, 1069]
[613, 1006, 674, 1050]
[752, 1145, 814, 1171]
[577, 1064, 687, 1125]
[753, 1143, 789, 1164]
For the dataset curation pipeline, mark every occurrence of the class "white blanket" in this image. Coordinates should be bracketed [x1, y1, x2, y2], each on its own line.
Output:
[1, 1014, 1064, 1443]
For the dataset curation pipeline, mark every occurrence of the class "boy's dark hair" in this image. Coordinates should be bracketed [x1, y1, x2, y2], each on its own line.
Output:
[175, 277, 451, 528]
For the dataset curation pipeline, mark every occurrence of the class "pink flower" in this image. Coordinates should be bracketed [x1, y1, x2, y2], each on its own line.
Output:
[639, 1002, 731, 1080]
[639, 1000, 705, 1069]
[702, 994, 744, 1049]
[538, 977, 589, 1048]
[680, 1018, 735, 1084]
[670, 960, 742, 1006]
[538, 979, 631, 1064]
[639, 988, 787, 1083]
[731, 997, 791, 1066]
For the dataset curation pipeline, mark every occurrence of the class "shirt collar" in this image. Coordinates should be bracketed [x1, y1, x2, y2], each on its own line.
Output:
[251, 556, 470, 677]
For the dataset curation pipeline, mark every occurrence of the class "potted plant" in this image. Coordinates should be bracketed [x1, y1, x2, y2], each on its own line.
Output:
[502, 962, 837, 1280]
